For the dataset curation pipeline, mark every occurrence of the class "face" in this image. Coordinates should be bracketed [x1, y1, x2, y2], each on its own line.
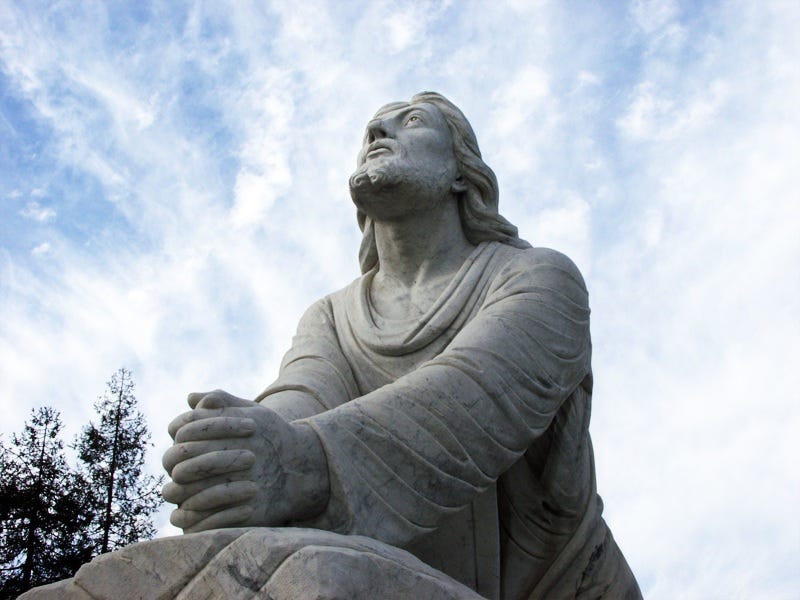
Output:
[349, 102, 461, 221]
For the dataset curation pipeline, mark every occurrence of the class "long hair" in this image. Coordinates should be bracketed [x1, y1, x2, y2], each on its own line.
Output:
[357, 91, 530, 273]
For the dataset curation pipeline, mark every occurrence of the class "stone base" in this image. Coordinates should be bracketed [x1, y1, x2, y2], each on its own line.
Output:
[19, 527, 484, 599]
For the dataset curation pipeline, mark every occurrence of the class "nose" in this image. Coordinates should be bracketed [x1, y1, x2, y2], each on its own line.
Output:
[366, 118, 389, 143]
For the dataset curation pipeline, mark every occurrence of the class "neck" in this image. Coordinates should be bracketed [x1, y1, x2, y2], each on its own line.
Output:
[372, 199, 474, 290]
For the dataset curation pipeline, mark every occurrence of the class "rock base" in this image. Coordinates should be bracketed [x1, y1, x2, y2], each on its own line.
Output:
[19, 527, 484, 599]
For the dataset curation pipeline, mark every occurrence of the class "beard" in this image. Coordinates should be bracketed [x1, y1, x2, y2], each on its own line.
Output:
[349, 157, 409, 217]
[349, 158, 403, 194]
[349, 156, 454, 220]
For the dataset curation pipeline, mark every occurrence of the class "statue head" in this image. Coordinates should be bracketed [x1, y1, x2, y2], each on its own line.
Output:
[351, 91, 529, 273]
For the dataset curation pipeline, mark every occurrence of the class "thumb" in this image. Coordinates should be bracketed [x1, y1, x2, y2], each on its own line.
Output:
[192, 390, 254, 409]
[187, 391, 213, 409]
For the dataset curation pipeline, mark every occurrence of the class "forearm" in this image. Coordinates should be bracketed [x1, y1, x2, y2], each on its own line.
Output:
[256, 388, 329, 421]
[281, 421, 330, 522]
[302, 362, 582, 544]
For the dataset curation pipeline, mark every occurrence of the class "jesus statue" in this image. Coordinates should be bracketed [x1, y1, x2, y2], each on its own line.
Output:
[161, 91, 641, 600]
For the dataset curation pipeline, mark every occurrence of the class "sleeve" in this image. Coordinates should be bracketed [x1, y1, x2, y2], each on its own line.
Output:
[256, 296, 359, 421]
[301, 249, 592, 545]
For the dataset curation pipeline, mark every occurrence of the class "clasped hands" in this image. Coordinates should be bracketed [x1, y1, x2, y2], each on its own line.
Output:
[162, 390, 329, 533]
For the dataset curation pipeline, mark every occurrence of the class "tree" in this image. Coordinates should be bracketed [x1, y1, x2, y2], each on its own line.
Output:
[0, 407, 93, 599]
[74, 368, 163, 555]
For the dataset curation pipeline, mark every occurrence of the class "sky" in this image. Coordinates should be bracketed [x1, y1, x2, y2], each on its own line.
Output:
[1, 0, 798, 597]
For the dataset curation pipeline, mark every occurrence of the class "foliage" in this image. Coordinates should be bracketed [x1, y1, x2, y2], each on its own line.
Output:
[74, 368, 163, 555]
[0, 369, 164, 597]
[0, 408, 93, 599]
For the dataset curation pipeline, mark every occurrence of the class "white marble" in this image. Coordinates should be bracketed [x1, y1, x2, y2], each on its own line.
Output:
[161, 92, 640, 599]
[18, 528, 483, 599]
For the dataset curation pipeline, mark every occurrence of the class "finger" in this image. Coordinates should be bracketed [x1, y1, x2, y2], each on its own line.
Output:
[196, 390, 255, 409]
[170, 506, 216, 529]
[168, 410, 195, 440]
[171, 449, 254, 484]
[180, 481, 258, 511]
[174, 417, 255, 443]
[171, 503, 253, 530]
[167, 408, 225, 439]
[163, 472, 252, 504]
[187, 391, 213, 409]
[182, 504, 255, 533]
[163, 440, 241, 475]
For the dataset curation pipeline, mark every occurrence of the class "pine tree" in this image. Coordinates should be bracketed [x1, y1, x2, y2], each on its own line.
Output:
[0, 407, 93, 599]
[75, 368, 163, 555]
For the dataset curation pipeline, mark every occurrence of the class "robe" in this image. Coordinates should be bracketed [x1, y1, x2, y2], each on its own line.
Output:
[257, 241, 641, 600]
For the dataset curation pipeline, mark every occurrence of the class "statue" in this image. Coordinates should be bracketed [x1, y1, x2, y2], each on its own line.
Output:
[162, 91, 640, 599]
[21, 92, 641, 600]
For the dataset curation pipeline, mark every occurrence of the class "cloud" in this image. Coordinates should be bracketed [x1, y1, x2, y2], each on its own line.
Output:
[585, 2, 800, 595]
[30, 242, 51, 255]
[520, 192, 592, 274]
[617, 78, 731, 141]
[630, 0, 679, 34]
[20, 201, 56, 222]
[385, 11, 423, 52]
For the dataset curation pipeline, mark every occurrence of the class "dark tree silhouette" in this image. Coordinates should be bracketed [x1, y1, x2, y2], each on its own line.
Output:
[75, 368, 163, 555]
[0, 407, 93, 599]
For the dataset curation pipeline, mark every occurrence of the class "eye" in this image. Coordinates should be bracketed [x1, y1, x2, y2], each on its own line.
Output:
[405, 114, 422, 126]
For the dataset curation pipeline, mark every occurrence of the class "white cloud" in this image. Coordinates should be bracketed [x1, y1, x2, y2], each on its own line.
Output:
[630, 0, 679, 33]
[30, 242, 51, 255]
[576, 69, 600, 88]
[521, 192, 592, 275]
[20, 201, 56, 222]
[385, 12, 420, 52]
[617, 78, 730, 141]
[638, 207, 663, 247]
[62, 63, 156, 132]
[587, 3, 800, 596]
[231, 171, 277, 228]
[227, 69, 295, 229]
[491, 65, 552, 136]
[488, 65, 558, 175]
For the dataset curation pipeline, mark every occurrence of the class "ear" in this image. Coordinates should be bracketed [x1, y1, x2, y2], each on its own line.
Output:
[451, 174, 467, 194]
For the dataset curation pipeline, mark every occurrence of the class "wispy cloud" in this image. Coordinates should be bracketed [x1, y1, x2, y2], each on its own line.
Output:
[20, 200, 55, 222]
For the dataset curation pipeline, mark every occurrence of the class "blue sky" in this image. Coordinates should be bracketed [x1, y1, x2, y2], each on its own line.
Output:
[1, 1, 798, 597]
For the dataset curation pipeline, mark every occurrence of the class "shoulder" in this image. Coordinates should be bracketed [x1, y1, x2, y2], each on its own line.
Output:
[297, 275, 362, 329]
[489, 243, 587, 293]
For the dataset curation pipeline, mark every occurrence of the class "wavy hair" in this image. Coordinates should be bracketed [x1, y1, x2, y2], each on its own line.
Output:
[357, 91, 530, 273]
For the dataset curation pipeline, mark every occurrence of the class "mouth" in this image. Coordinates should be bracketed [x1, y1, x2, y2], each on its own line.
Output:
[365, 142, 393, 160]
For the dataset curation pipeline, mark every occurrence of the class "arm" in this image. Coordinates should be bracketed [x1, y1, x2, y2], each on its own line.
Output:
[256, 296, 359, 420]
[162, 295, 357, 531]
[163, 249, 589, 538]
[302, 249, 591, 545]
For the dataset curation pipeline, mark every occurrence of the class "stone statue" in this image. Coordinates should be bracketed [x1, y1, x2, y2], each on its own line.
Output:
[162, 91, 640, 599]
[20, 92, 641, 600]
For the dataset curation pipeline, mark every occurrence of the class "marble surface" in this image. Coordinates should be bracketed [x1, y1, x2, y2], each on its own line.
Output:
[18, 528, 483, 599]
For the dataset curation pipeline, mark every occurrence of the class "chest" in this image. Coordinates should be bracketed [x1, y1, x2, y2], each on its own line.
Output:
[368, 275, 451, 321]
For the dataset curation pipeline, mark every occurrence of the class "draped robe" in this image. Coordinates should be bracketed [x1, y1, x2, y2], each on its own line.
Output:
[257, 241, 640, 600]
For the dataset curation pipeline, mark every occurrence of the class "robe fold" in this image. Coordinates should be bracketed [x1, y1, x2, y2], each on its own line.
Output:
[257, 241, 640, 600]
